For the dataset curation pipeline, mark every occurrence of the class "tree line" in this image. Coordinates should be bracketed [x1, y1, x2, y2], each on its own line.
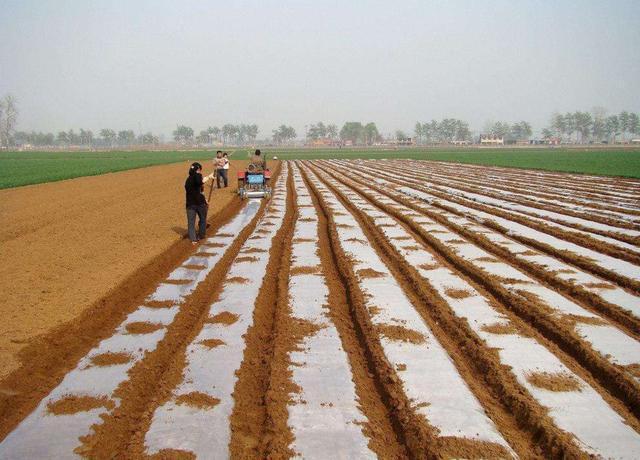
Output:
[543, 110, 640, 143]
[3, 93, 640, 148]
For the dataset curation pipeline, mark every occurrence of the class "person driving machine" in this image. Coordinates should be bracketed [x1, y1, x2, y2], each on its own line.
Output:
[249, 149, 267, 172]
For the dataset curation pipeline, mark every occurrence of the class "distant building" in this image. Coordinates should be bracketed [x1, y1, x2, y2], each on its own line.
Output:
[451, 140, 470, 146]
[631, 139, 640, 144]
[479, 134, 504, 145]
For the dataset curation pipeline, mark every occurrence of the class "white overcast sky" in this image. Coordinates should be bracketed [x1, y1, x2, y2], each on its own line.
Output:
[1, 0, 639, 137]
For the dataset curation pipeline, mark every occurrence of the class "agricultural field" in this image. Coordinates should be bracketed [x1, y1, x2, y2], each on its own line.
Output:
[2, 147, 640, 189]
[1, 159, 640, 458]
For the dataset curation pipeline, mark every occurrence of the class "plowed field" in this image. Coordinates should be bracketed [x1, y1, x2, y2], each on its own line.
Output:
[1, 159, 639, 459]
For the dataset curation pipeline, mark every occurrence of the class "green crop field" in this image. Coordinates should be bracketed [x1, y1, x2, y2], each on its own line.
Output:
[265, 148, 640, 178]
[0, 151, 218, 189]
[1, 147, 639, 189]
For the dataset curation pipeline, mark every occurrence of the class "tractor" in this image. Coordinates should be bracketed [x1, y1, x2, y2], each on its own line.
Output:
[237, 163, 272, 200]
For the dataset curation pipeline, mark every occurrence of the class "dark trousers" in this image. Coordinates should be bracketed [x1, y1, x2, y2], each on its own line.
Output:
[217, 169, 228, 188]
[186, 204, 208, 241]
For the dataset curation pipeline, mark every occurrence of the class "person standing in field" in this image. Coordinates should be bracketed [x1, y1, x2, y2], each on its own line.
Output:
[185, 162, 214, 245]
[215, 150, 229, 188]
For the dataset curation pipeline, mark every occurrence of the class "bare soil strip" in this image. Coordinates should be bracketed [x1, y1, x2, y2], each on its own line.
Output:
[316, 162, 640, 424]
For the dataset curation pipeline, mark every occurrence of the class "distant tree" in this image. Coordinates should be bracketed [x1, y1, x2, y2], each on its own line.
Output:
[339, 122, 364, 144]
[196, 130, 210, 144]
[591, 109, 607, 141]
[207, 126, 220, 143]
[574, 111, 592, 143]
[629, 113, 640, 137]
[414, 122, 424, 144]
[57, 131, 69, 145]
[221, 124, 237, 144]
[0, 95, 18, 148]
[488, 121, 510, 138]
[605, 115, 620, 143]
[326, 124, 338, 139]
[118, 130, 136, 145]
[619, 111, 630, 142]
[541, 128, 554, 140]
[100, 128, 116, 146]
[79, 128, 94, 146]
[509, 121, 532, 141]
[141, 132, 159, 144]
[173, 125, 194, 143]
[395, 130, 408, 141]
[550, 113, 566, 139]
[67, 129, 80, 145]
[363, 122, 379, 145]
[272, 125, 296, 144]
[454, 119, 471, 141]
[246, 124, 259, 143]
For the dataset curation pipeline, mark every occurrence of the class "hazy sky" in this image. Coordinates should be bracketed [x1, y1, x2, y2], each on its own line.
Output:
[1, 0, 639, 138]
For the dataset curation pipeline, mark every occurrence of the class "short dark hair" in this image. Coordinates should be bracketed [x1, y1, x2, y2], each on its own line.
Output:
[216, 150, 222, 154]
[223, 152, 228, 157]
[255, 149, 261, 156]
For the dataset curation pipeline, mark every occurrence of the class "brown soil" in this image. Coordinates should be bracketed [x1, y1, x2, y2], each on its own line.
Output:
[147, 449, 196, 459]
[226, 276, 250, 284]
[444, 288, 472, 299]
[476, 256, 500, 263]
[77, 165, 278, 457]
[47, 395, 115, 415]
[526, 372, 582, 392]
[583, 282, 616, 289]
[199, 338, 226, 348]
[229, 168, 297, 458]
[90, 352, 132, 367]
[182, 264, 206, 270]
[0, 160, 248, 381]
[207, 312, 240, 325]
[203, 242, 226, 248]
[290, 265, 322, 275]
[163, 279, 192, 285]
[144, 300, 176, 309]
[418, 263, 440, 270]
[241, 247, 267, 253]
[481, 322, 519, 335]
[377, 324, 426, 344]
[175, 391, 221, 409]
[125, 322, 164, 335]
[356, 268, 386, 279]
[235, 256, 259, 263]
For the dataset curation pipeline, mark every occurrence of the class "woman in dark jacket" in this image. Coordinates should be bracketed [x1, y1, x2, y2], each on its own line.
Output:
[185, 162, 214, 244]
